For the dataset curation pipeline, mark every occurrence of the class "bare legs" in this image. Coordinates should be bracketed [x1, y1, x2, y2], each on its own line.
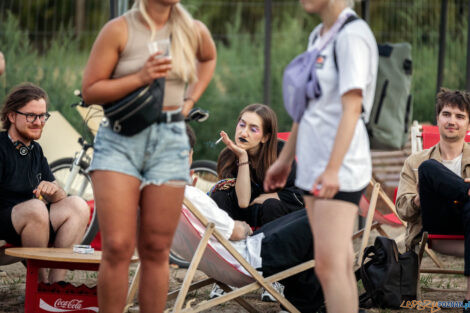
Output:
[92, 171, 140, 313]
[12, 200, 50, 282]
[11, 196, 89, 283]
[304, 196, 358, 313]
[49, 196, 90, 282]
[138, 184, 184, 313]
[92, 170, 184, 313]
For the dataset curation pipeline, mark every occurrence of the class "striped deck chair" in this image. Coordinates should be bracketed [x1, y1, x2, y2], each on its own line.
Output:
[126, 197, 315, 313]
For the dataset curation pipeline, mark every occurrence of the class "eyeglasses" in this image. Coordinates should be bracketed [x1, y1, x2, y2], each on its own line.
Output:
[14, 110, 51, 123]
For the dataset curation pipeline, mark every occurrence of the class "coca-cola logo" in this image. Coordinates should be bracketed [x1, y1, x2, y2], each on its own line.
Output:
[54, 299, 84, 310]
[39, 298, 98, 312]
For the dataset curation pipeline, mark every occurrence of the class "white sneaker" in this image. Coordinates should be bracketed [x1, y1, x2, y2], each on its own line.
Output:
[209, 283, 225, 299]
[261, 281, 285, 302]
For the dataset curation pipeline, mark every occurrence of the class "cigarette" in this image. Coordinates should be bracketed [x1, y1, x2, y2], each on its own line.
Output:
[215, 137, 223, 145]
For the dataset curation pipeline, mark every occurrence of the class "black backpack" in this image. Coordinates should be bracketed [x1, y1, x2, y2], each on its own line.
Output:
[358, 236, 419, 309]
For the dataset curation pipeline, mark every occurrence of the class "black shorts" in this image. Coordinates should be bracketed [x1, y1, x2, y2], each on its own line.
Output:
[300, 188, 365, 206]
[0, 203, 57, 246]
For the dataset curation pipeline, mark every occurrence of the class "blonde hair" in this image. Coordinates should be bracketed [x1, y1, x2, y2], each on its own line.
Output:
[133, 0, 199, 83]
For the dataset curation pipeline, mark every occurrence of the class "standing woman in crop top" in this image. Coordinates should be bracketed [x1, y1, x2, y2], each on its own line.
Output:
[81, 0, 216, 312]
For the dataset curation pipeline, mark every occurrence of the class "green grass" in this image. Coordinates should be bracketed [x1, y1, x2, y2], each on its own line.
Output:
[420, 274, 433, 288]
[0, 13, 92, 142]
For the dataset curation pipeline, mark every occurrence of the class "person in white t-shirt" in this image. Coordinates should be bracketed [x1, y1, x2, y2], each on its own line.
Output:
[264, 0, 378, 312]
[396, 88, 470, 310]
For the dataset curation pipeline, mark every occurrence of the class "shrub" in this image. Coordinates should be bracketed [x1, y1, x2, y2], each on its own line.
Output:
[0, 13, 91, 141]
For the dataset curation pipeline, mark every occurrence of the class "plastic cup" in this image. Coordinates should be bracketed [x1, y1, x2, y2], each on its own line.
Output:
[148, 38, 171, 58]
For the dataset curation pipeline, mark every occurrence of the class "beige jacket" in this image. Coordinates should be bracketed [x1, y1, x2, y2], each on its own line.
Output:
[396, 142, 470, 250]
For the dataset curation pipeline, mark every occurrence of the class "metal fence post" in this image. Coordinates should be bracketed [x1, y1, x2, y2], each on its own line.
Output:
[110, 0, 118, 19]
[110, 0, 127, 18]
[466, 0, 470, 90]
[118, 0, 129, 16]
[361, 0, 370, 23]
[264, 0, 272, 106]
[436, 0, 448, 93]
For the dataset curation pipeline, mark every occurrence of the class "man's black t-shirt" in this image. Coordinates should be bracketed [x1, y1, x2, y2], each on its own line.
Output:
[0, 131, 54, 210]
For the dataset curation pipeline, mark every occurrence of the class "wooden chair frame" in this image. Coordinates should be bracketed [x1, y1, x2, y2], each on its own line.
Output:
[125, 197, 315, 313]
[355, 179, 402, 265]
[356, 178, 442, 268]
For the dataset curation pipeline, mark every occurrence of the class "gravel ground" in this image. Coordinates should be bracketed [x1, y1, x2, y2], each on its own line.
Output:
[0, 225, 467, 313]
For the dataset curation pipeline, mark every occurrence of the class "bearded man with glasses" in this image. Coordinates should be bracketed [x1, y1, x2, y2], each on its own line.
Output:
[0, 83, 90, 283]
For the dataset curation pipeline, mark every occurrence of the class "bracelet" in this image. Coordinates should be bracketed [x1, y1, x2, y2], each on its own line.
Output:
[184, 97, 196, 105]
[237, 161, 249, 167]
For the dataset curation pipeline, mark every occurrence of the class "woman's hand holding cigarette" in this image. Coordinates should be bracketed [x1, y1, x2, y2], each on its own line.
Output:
[219, 131, 247, 159]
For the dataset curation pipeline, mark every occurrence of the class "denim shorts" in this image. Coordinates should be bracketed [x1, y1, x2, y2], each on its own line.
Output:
[89, 120, 190, 188]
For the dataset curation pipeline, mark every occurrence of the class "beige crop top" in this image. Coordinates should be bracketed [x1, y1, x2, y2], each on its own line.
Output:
[112, 10, 186, 108]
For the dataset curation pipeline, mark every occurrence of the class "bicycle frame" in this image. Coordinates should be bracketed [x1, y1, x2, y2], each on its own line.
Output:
[63, 138, 93, 195]
[64, 149, 88, 195]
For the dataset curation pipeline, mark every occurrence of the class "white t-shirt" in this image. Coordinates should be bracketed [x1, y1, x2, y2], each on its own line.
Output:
[296, 8, 378, 192]
[183, 186, 264, 274]
[442, 153, 462, 177]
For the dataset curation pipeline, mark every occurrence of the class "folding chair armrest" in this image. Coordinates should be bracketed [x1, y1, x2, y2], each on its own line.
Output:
[417, 232, 428, 267]
[418, 232, 446, 269]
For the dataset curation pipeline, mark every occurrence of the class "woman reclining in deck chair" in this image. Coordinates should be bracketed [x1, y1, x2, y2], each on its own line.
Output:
[180, 185, 324, 313]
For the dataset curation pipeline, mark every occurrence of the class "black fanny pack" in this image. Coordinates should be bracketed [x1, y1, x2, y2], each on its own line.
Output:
[103, 78, 165, 136]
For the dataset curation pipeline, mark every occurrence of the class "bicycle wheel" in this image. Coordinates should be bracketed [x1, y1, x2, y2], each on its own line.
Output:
[49, 158, 98, 245]
[190, 160, 218, 194]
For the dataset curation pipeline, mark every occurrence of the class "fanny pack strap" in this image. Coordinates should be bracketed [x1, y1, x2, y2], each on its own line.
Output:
[306, 12, 354, 100]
